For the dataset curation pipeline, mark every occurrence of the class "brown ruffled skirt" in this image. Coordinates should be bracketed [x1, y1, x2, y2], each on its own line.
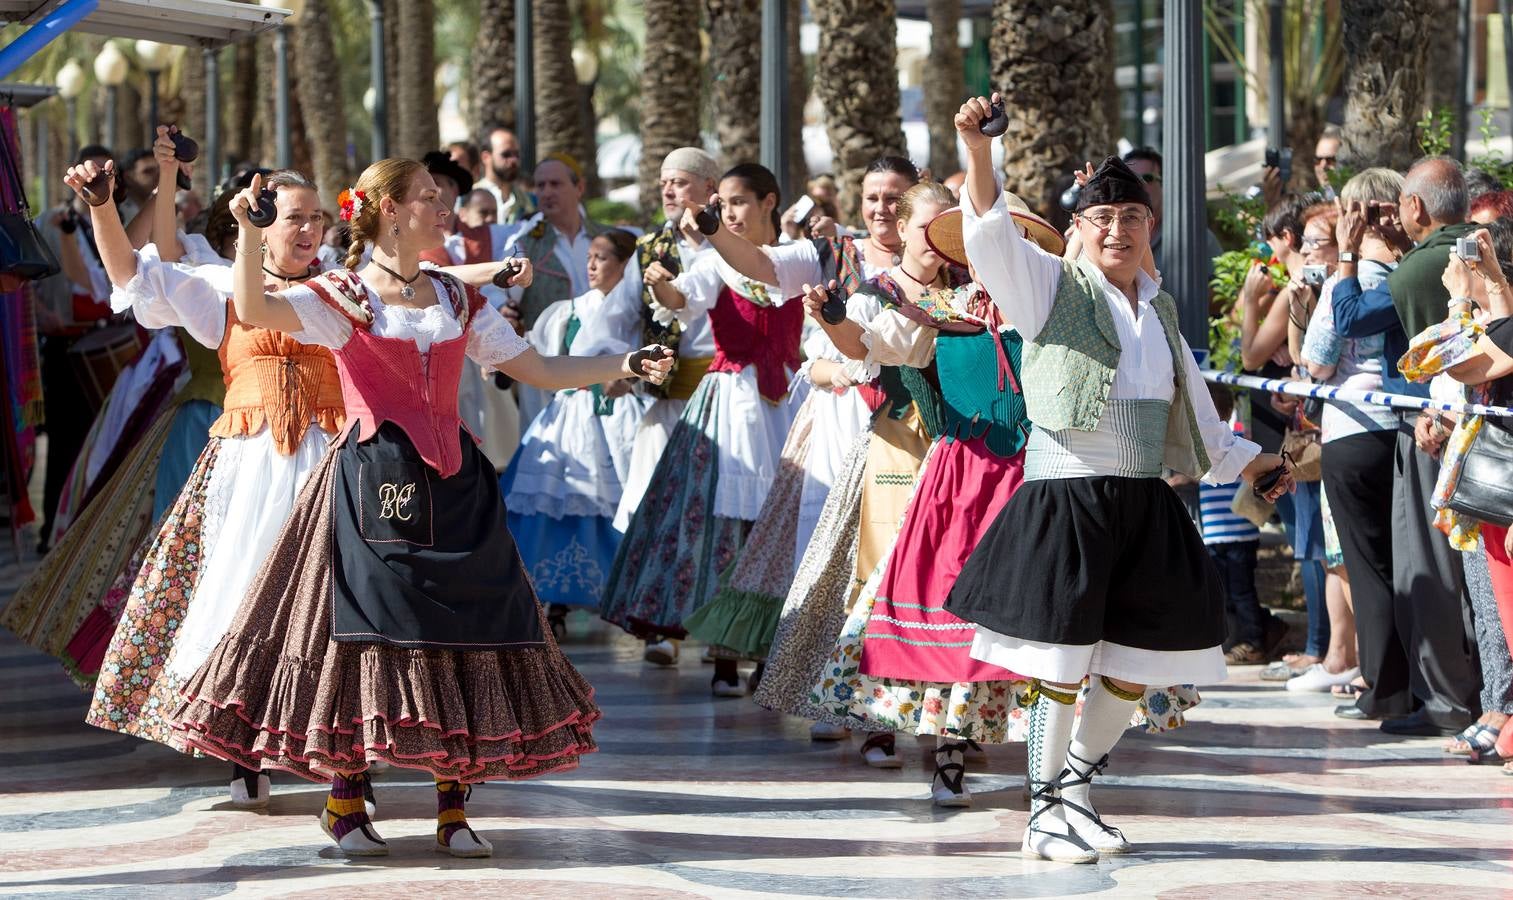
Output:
[172, 443, 599, 783]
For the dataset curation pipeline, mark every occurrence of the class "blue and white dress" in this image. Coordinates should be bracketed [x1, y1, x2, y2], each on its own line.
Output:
[502, 275, 650, 608]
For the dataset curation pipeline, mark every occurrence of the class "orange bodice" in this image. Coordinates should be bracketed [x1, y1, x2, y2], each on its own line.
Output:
[208, 306, 345, 454]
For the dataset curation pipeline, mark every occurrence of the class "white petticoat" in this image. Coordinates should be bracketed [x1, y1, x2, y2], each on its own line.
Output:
[165, 425, 330, 681]
[613, 397, 686, 532]
[506, 387, 649, 519]
[707, 368, 802, 522]
[968, 628, 1229, 687]
[794, 385, 872, 574]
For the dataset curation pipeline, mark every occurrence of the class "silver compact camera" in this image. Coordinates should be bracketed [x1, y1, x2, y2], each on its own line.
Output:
[1301, 264, 1328, 286]
[1456, 236, 1481, 261]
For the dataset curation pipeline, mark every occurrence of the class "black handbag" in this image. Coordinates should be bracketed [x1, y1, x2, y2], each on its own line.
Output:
[1446, 415, 1513, 528]
[0, 117, 59, 281]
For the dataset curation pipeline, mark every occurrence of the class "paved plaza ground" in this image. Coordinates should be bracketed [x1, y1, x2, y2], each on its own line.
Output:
[1, 527, 1510, 900]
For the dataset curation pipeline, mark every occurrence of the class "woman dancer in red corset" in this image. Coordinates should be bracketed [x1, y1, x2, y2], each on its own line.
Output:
[173, 158, 671, 859]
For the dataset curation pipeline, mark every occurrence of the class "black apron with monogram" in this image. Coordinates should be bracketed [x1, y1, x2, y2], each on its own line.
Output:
[329, 420, 545, 649]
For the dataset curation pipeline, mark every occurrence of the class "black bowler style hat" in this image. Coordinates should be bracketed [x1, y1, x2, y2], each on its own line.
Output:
[1076, 155, 1152, 213]
[422, 150, 475, 197]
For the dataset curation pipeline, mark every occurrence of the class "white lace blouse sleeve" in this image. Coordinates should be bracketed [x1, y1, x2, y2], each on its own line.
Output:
[111, 242, 229, 349]
[176, 232, 226, 268]
[962, 186, 1065, 342]
[670, 253, 728, 323]
[467, 300, 533, 367]
[1182, 336, 1261, 484]
[856, 308, 935, 376]
[765, 239, 825, 300]
[281, 283, 356, 349]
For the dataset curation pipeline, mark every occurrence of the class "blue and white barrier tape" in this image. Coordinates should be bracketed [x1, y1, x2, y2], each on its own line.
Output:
[1198, 369, 1513, 419]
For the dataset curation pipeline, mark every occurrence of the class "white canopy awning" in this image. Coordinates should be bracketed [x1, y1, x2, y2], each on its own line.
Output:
[0, 0, 288, 48]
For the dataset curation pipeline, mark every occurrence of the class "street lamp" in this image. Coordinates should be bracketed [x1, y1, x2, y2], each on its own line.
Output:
[571, 46, 599, 86]
[55, 59, 86, 154]
[94, 42, 129, 152]
[135, 40, 174, 131]
[260, 0, 304, 168]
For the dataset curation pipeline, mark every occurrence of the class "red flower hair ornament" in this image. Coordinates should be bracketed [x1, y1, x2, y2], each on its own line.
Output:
[338, 189, 367, 223]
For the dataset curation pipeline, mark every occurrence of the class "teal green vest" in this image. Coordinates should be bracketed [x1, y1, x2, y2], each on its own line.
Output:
[1022, 257, 1210, 478]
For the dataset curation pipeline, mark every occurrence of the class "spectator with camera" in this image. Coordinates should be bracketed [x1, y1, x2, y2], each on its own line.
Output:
[1331, 156, 1480, 736]
[1237, 201, 1334, 672]
[1287, 172, 1413, 696]
[1398, 220, 1513, 764]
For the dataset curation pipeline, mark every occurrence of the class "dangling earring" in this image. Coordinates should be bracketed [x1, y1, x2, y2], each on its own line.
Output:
[391, 222, 400, 238]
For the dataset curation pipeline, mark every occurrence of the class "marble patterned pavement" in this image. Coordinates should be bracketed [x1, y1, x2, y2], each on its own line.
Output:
[2, 555, 1512, 899]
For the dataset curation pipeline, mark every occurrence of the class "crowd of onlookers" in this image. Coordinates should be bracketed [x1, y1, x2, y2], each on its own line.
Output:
[1201, 128, 1513, 771]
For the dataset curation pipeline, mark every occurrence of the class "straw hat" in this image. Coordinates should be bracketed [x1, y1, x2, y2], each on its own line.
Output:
[925, 190, 1065, 268]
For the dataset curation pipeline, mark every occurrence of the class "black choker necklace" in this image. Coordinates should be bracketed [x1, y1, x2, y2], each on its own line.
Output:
[262, 262, 309, 283]
[896, 264, 933, 287]
[372, 260, 422, 301]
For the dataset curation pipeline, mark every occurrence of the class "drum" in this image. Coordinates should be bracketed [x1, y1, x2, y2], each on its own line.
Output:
[67, 324, 145, 412]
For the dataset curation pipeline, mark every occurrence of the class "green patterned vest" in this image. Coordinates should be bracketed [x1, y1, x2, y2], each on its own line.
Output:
[1022, 256, 1210, 478]
[513, 217, 612, 330]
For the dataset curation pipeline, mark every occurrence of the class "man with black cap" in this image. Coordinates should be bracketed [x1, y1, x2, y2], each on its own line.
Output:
[944, 94, 1294, 864]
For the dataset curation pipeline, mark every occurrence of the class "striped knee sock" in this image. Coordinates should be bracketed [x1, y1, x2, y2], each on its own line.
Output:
[436, 779, 472, 846]
[324, 773, 373, 840]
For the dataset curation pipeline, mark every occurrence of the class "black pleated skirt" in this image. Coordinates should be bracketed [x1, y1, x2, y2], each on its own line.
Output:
[945, 475, 1225, 652]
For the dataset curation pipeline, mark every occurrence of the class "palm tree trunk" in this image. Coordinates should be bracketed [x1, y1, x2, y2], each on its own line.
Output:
[471, 0, 516, 136]
[533, 0, 588, 170]
[636, 0, 703, 213]
[384, 0, 402, 154]
[580, 82, 605, 198]
[225, 38, 259, 167]
[292, 0, 352, 205]
[925, 0, 962, 176]
[1421, 0, 1460, 116]
[785, 0, 810, 192]
[395, 0, 440, 159]
[179, 49, 209, 199]
[1339, 0, 1435, 171]
[990, 0, 1113, 219]
[812, 0, 907, 224]
[707, 0, 763, 169]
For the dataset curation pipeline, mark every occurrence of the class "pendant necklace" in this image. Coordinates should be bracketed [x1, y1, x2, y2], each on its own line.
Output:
[372, 260, 422, 301]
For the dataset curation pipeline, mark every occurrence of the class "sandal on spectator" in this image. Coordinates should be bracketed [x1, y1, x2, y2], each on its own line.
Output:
[1446, 722, 1500, 757]
[1259, 661, 1296, 682]
[1331, 679, 1365, 699]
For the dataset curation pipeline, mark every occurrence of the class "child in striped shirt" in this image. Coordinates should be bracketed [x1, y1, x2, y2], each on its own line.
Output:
[1200, 385, 1266, 661]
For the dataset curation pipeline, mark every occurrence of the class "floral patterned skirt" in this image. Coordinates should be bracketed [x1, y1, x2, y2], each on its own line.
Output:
[751, 430, 871, 720]
[756, 407, 930, 727]
[86, 439, 220, 749]
[600, 374, 752, 640]
[683, 395, 816, 659]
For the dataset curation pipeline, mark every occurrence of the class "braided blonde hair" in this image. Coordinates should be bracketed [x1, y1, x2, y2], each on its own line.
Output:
[344, 157, 426, 271]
